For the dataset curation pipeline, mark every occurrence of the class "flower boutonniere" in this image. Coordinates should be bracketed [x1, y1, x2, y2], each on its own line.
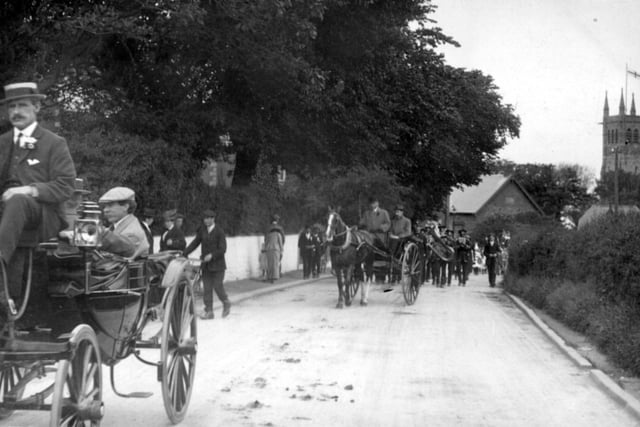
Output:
[20, 136, 37, 150]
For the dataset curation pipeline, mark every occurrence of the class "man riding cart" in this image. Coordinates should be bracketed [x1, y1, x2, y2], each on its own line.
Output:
[0, 82, 76, 317]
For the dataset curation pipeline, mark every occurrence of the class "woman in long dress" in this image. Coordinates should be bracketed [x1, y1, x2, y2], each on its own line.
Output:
[265, 218, 284, 282]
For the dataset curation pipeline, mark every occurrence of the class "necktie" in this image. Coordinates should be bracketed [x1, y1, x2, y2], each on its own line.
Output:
[15, 133, 22, 147]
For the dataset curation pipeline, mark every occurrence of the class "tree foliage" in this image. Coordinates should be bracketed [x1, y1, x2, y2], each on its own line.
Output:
[595, 171, 640, 206]
[492, 160, 596, 219]
[0, 0, 520, 225]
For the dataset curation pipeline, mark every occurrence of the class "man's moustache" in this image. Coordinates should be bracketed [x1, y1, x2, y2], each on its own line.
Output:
[10, 115, 25, 121]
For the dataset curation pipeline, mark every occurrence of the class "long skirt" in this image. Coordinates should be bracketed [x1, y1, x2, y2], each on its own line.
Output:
[266, 249, 281, 280]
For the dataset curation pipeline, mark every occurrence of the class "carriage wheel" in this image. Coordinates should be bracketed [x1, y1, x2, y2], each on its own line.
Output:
[401, 242, 422, 305]
[161, 277, 197, 424]
[344, 268, 359, 306]
[50, 324, 103, 427]
[0, 365, 26, 419]
[348, 268, 360, 300]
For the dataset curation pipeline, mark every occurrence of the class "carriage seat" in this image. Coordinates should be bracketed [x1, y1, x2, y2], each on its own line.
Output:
[47, 254, 129, 298]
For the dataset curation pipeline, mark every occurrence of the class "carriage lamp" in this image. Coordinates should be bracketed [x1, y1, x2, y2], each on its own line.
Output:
[73, 217, 104, 247]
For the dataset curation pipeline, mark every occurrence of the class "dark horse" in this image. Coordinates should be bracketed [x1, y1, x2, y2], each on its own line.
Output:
[325, 210, 375, 308]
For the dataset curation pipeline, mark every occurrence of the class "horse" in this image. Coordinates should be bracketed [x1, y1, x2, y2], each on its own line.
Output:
[325, 210, 375, 308]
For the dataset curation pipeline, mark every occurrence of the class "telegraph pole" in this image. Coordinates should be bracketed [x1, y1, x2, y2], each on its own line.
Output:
[614, 147, 619, 214]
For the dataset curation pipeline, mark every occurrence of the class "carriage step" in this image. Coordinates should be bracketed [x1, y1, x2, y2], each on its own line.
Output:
[110, 365, 153, 398]
[115, 391, 153, 399]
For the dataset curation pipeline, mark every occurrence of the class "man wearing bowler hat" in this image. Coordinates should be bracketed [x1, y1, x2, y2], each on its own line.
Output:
[183, 209, 230, 319]
[160, 209, 186, 252]
[139, 207, 156, 254]
[0, 82, 76, 294]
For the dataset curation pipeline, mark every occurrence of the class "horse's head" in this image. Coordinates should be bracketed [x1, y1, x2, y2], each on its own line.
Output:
[325, 207, 345, 243]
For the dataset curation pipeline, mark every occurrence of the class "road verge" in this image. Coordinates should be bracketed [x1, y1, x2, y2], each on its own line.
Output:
[507, 292, 640, 421]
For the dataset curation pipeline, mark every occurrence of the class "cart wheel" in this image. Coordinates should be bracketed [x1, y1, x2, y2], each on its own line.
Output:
[401, 242, 422, 305]
[0, 365, 25, 419]
[50, 324, 104, 427]
[161, 277, 197, 424]
[347, 268, 360, 301]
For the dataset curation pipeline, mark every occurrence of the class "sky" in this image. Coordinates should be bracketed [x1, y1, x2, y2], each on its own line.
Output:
[432, 0, 640, 176]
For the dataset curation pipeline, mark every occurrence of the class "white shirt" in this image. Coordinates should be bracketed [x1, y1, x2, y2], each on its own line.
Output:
[207, 224, 215, 234]
[14, 121, 38, 144]
[162, 224, 174, 240]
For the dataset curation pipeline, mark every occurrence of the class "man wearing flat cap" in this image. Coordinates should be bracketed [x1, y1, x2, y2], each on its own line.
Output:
[184, 209, 230, 319]
[99, 186, 149, 258]
[0, 82, 76, 269]
[160, 209, 186, 252]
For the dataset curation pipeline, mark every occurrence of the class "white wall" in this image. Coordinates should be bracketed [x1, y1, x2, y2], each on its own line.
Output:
[154, 234, 299, 282]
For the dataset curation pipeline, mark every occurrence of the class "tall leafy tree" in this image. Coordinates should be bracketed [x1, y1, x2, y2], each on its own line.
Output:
[0, 0, 520, 220]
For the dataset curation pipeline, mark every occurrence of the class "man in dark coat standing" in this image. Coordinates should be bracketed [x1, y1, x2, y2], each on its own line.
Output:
[483, 234, 502, 287]
[183, 209, 230, 319]
[0, 82, 75, 306]
[298, 226, 315, 279]
[139, 208, 155, 254]
[160, 209, 186, 252]
[455, 229, 473, 286]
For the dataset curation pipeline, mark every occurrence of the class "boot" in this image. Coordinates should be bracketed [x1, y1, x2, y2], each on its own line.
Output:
[222, 301, 231, 318]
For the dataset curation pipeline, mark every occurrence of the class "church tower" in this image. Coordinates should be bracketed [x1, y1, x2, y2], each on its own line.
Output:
[602, 90, 640, 174]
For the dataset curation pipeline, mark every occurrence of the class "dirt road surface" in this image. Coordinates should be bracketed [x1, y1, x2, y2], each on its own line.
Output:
[5, 275, 638, 426]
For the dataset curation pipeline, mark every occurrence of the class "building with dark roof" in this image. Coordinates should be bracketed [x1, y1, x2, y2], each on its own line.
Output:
[445, 174, 543, 232]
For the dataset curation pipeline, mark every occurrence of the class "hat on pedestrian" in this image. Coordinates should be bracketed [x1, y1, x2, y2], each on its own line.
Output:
[395, 204, 404, 211]
[72, 178, 91, 195]
[458, 228, 467, 234]
[203, 209, 217, 218]
[438, 224, 447, 230]
[0, 82, 47, 104]
[162, 209, 177, 221]
[99, 186, 135, 203]
[271, 214, 280, 223]
[142, 208, 156, 218]
[446, 229, 453, 235]
[176, 212, 185, 219]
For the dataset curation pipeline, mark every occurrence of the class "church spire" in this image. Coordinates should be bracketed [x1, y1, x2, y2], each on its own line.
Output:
[619, 88, 626, 115]
[604, 91, 609, 116]
[631, 93, 636, 116]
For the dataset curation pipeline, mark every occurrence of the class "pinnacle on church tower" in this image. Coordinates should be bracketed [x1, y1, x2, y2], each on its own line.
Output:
[631, 93, 637, 116]
[619, 88, 626, 115]
[604, 91, 609, 116]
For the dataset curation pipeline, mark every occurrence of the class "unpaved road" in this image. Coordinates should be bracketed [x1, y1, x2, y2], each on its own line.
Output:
[5, 275, 638, 426]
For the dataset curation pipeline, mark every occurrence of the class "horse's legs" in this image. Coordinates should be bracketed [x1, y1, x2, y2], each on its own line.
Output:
[344, 264, 352, 307]
[336, 267, 345, 309]
[361, 252, 373, 306]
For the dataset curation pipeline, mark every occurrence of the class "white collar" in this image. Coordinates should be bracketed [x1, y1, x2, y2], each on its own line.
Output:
[207, 224, 215, 233]
[14, 121, 38, 140]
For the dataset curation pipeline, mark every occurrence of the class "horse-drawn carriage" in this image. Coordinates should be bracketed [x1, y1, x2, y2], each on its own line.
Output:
[0, 202, 197, 425]
[326, 211, 455, 306]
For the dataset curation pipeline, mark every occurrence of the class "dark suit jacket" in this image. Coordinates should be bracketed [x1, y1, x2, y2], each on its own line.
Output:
[139, 219, 154, 254]
[184, 225, 226, 272]
[160, 226, 186, 251]
[0, 125, 76, 240]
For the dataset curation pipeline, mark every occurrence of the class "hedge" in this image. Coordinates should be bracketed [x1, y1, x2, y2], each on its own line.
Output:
[503, 211, 640, 376]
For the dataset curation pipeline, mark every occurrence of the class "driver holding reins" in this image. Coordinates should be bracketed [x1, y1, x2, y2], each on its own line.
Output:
[98, 187, 150, 259]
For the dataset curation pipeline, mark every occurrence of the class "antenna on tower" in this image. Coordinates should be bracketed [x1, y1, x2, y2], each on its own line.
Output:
[627, 64, 640, 107]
